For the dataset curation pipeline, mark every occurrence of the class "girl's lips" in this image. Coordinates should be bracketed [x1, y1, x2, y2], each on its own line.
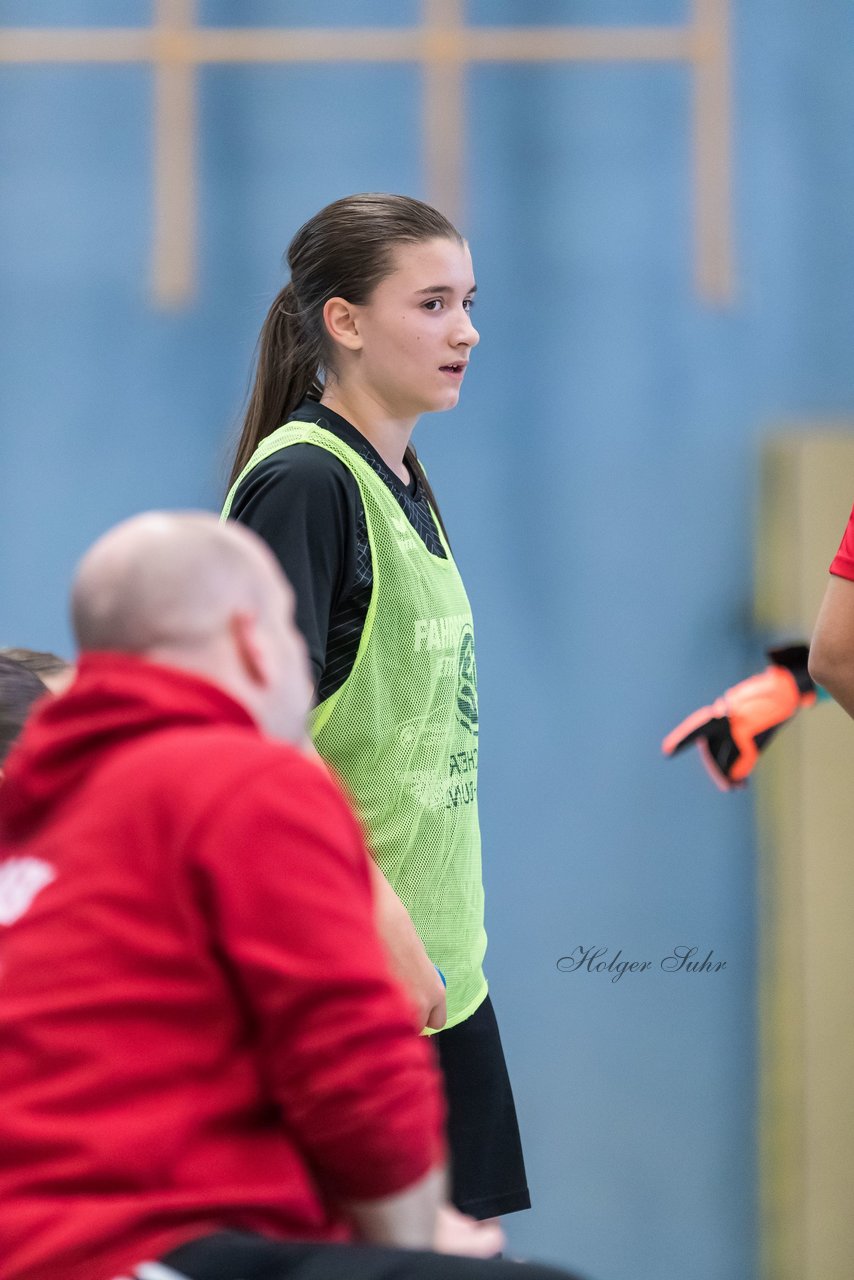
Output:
[439, 363, 468, 377]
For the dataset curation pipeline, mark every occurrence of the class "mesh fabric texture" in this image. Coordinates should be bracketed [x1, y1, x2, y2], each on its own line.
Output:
[223, 422, 487, 1030]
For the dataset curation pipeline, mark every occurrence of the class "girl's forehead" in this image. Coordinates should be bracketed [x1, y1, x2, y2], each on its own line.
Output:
[383, 237, 475, 290]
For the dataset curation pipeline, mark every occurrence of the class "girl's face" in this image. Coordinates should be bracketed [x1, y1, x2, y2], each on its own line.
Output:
[346, 236, 479, 419]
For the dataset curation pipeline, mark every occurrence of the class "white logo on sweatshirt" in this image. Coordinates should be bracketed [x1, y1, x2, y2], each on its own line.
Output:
[0, 857, 57, 926]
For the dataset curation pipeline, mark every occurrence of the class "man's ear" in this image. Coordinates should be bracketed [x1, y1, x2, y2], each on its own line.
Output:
[229, 611, 270, 688]
[322, 297, 363, 352]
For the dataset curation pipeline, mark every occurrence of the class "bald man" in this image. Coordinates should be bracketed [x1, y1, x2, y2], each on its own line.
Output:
[0, 514, 579, 1280]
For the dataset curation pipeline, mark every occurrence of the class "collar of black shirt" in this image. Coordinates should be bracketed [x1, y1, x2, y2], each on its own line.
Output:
[291, 399, 419, 498]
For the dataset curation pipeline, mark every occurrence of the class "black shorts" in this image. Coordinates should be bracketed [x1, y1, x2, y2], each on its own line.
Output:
[433, 995, 530, 1220]
[156, 1230, 581, 1280]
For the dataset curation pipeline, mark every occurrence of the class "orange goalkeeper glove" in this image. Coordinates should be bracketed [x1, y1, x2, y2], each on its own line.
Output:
[662, 644, 818, 790]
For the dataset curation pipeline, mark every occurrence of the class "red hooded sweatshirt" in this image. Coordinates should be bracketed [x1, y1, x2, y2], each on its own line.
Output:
[0, 653, 445, 1280]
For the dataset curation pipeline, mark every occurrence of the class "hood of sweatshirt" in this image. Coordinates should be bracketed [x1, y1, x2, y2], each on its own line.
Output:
[0, 652, 257, 838]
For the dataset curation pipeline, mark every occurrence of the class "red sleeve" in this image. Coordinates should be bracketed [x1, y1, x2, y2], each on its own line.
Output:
[830, 505, 854, 580]
[190, 749, 446, 1203]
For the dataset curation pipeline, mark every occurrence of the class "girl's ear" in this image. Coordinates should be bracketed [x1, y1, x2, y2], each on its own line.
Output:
[322, 297, 363, 352]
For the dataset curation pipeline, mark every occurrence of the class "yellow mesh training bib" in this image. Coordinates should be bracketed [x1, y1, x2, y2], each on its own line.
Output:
[223, 421, 488, 1030]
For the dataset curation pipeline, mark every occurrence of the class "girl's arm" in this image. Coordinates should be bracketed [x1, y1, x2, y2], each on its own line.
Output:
[367, 856, 448, 1032]
[300, 750, 446, 1031]
[810, 575, 854, 719]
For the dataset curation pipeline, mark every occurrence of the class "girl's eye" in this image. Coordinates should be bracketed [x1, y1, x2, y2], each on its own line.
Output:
[422, 297, 476, 312]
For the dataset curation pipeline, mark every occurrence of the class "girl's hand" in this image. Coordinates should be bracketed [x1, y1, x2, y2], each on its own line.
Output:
[424, 972, 448, 1031]
[434, 1204, 505, 1257]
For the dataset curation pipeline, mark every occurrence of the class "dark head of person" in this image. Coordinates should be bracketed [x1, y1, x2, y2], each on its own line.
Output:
[229, 193, 463, 529]
[0, 647, 70, 694]
[0, 657, 48, 768]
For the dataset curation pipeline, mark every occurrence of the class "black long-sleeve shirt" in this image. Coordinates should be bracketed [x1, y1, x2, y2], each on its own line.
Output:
[230, 401, 445, 702]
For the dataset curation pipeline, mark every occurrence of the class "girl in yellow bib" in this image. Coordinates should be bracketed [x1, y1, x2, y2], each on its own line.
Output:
[223, 194, 529, 1225]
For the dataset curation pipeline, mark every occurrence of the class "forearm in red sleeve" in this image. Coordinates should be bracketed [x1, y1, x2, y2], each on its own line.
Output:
[193, 752, 447, 1203]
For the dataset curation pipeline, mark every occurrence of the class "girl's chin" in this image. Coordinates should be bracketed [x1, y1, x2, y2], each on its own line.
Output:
[427, 387, 462, 412]
[384, 386, 461, 417]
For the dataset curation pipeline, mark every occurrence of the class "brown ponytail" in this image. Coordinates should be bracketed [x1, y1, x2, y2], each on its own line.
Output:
[228, 281, 324, 488]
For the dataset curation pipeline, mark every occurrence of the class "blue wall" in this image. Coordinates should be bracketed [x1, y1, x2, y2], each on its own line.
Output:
[3, 4, 854, 1278]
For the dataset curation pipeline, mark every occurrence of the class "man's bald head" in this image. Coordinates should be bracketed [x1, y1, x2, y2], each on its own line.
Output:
[70, 512, 313, 743]
[71, 512, 282, 655]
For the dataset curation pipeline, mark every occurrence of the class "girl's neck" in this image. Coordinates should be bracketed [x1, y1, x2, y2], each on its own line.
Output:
[319, 385, 416, 484]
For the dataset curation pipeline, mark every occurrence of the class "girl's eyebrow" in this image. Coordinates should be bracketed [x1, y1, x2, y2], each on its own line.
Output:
[414, 283, 478, 295]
